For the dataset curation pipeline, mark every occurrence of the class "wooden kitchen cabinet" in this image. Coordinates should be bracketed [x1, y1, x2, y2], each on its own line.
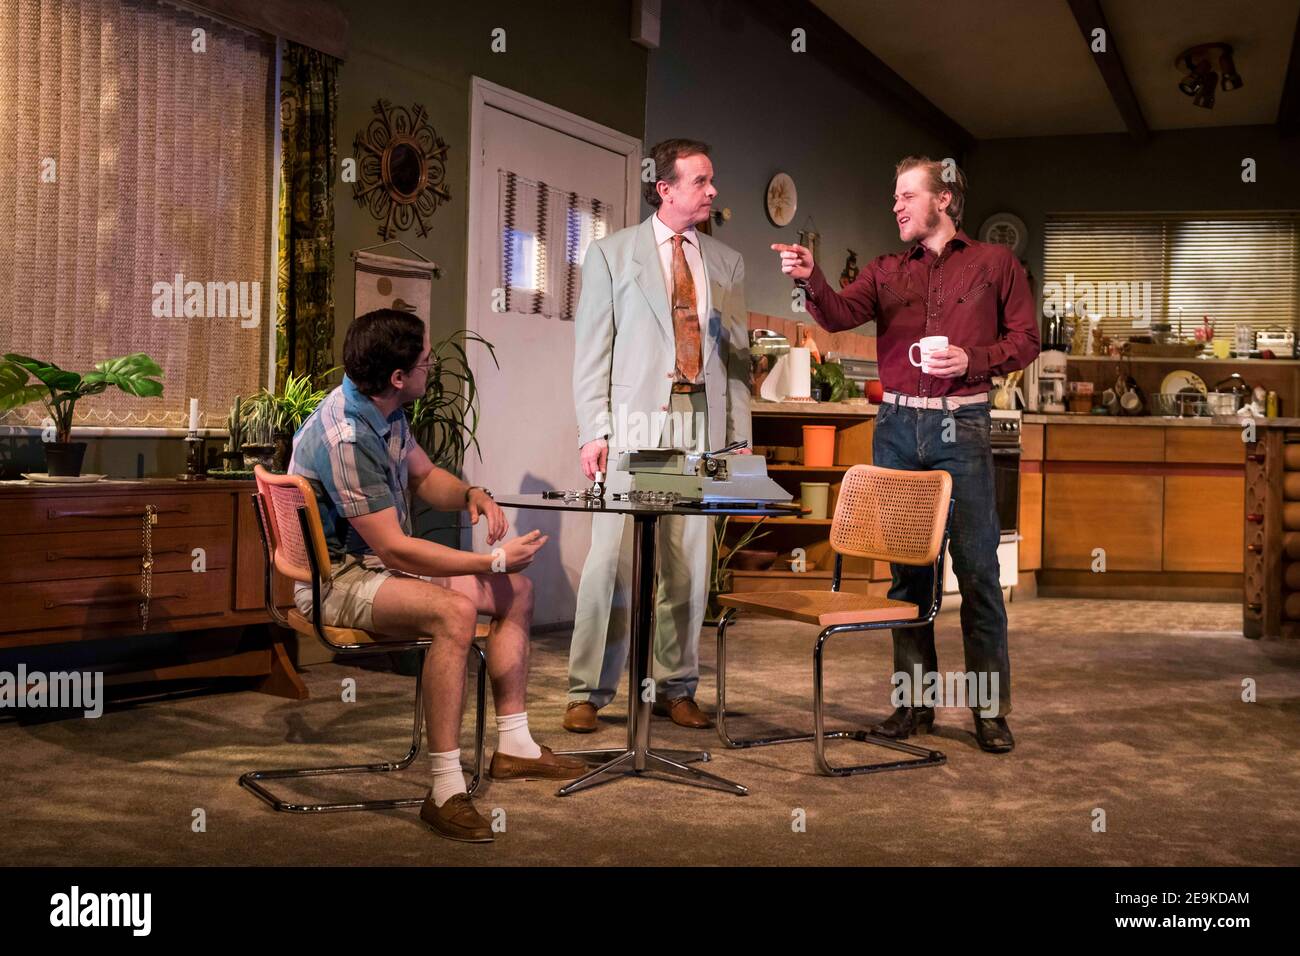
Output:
[1019, 470, 1043, 571]
[1046, 424, 1165, 462]
[1043, 472, 1164, 570]
[1163, 475, 1245, 572]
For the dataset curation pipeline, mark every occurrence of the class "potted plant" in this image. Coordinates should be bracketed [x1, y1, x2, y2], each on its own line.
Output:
[407, 329, 497, 471]
[706, 515, 771, 624]
[239, 391, 277, 470]
[220, 395, 247, 471]
[0, 352, 164, 476]
[270, 370, 331, 471]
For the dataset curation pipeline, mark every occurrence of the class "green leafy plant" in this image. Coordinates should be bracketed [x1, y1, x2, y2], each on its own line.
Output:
[408, 329, 498, 471]
[0, 352, 164, 442]
[811, 360, 853, 402]
[706, 515, 770, 622]
[275, 369, 331, 433]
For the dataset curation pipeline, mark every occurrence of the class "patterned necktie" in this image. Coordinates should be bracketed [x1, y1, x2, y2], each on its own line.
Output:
[670, 234, 702, 382]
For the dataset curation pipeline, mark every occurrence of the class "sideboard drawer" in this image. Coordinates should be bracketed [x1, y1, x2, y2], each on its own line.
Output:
[0, 569, 230, 634]
[0, 526, 231, 585]
[0, 492, 230, 535]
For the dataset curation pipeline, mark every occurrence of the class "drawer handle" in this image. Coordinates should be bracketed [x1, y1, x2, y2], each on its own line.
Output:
[46, 546, 188, 561]
[47, 504, 191, 519]
[44, 592, 188, 609]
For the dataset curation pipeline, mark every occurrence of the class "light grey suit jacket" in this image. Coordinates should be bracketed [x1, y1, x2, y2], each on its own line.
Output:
[573, 214, 750, 455]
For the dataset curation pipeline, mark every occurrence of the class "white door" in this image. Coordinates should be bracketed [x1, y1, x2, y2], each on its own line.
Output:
[465, 80, 639, 627]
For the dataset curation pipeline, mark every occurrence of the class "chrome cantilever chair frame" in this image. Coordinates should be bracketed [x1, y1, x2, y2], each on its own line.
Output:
[239, 489, 487, 813]
[715, 498, 954, 777]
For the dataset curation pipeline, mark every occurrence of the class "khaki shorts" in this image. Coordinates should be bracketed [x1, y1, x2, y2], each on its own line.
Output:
[294, 553, 449, 633]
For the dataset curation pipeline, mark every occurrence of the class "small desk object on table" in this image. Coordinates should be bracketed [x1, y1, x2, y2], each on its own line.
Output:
[495, 491, 791, 797]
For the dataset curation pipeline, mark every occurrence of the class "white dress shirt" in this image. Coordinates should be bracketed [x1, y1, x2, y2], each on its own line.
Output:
[652, 212, 709, 384]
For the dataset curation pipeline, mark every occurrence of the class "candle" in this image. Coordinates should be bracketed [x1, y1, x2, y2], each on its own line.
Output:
[188, 398, 199, 433]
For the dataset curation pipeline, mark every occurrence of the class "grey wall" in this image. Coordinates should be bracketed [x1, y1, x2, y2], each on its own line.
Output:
[963, 125, 1300, 304]
[333, 0, 647, 353]
[643, 0, 955, 320]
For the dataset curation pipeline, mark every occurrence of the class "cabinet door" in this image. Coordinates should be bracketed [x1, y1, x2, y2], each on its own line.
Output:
[1044, 473, 1163, 570]
[1018, 470, 1042, 571]
[1163, 475, 1244, 572]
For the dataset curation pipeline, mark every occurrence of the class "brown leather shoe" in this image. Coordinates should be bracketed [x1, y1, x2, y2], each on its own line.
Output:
[489, 744, 588, 781]
[653, 696, 714, 729]
[419, 793, 493, 843]
[562, 700, 598, 733]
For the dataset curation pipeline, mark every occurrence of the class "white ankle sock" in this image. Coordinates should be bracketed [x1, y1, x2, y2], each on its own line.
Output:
[495, 711, 542, 759]
[430, 748, 467, 807]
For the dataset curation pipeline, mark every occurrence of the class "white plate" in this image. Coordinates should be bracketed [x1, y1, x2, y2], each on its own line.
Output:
[1159, 370, 1207, 395]
[21, 473, 107, 483]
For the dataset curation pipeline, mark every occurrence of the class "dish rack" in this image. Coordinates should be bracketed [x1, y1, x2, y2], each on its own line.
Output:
[1151, 392, 1240, 417]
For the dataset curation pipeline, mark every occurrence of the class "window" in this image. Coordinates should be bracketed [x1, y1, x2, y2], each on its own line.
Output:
[1043, 212, 1300, 344]
[0, 0, 275, 429]
[497, 169, 609, 320]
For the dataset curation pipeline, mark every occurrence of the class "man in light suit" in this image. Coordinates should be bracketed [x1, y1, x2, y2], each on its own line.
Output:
[565, 138, 751, 733]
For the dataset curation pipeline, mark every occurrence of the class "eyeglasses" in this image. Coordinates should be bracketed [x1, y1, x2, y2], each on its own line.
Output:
[408, 360, 436, 373]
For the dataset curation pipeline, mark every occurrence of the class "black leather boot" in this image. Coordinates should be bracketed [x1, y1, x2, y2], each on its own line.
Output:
[972, 712, 1015, 753]
[868, 705, 936, 739]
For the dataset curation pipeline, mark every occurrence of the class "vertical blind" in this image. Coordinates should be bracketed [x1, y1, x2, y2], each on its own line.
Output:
[0, 0, 274, 429]
[1043, 212, 1300, 343]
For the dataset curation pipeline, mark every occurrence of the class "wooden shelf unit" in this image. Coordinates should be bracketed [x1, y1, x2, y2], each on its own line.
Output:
[725, 403, 886, 591]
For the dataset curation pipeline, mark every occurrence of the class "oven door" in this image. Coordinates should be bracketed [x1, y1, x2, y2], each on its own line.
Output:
[991, 446, 1021, 535]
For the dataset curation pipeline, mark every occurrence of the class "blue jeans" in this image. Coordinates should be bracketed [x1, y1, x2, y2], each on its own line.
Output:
[871, 398, 1011, 715]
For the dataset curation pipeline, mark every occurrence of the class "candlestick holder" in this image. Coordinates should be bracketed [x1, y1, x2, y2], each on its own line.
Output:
[179, 431, 207, 481]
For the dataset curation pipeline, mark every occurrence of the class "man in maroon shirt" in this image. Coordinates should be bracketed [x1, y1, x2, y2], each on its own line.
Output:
[773, 156, 1038, 753]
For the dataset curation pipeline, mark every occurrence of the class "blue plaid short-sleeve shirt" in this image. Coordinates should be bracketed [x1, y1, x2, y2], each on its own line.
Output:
[288, 375, 416, 561]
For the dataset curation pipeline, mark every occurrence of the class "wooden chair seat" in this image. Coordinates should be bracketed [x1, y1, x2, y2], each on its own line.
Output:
[717, 589, 918, 627]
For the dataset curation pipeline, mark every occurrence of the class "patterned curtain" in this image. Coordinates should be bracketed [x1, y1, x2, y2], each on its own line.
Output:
[276, 42, 339, 391]
[498, 170, 610, 320]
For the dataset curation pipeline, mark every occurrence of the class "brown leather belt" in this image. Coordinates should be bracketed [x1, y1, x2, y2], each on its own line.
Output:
[670, 382, 706, 394]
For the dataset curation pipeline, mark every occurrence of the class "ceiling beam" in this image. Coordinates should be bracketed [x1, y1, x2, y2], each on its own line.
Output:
[1279, 7, 1300, 134]
[745, 0, 974, 156]
[1066, 0, 1148, 142]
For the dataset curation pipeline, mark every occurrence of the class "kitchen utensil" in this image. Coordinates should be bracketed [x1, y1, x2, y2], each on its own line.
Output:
[1205, 392, 1238, 415]
[1213, 373, 1251, 410]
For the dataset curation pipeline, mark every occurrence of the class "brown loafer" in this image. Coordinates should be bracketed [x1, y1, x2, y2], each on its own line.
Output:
[562, 700, 598, 733]
[419, 793, 493, 843]
[489, 744, 588, 781]
[653, 696, 714, 729]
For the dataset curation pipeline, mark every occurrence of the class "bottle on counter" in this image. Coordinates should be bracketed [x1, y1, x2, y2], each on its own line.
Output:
[1267, 390, 1279, 418]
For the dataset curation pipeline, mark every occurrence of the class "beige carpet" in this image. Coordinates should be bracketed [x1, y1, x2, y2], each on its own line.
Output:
[3, 598, 1298, 866]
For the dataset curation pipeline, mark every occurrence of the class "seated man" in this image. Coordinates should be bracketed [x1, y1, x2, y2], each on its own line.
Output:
[288, 308, 584, 844]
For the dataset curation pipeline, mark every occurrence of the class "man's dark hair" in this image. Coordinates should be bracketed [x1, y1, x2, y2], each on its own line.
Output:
[644, 138, 711, 207]
[343, 308, 426, 396]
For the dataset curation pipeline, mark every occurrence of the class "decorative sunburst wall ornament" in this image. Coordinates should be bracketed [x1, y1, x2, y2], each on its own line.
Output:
[352, 100, 450, 240]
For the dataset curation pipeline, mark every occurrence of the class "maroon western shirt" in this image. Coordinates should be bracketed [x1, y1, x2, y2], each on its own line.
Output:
[801, 229, 1040, 397]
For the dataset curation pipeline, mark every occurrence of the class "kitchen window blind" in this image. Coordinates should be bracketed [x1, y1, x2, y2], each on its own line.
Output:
[1043, 212, 1300, 347]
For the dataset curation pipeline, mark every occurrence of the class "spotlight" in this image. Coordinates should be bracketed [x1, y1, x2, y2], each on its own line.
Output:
[1175, 43, 1242, 109]
[1192, 73, 1218, 109]
[1219, 52, 1244, 91]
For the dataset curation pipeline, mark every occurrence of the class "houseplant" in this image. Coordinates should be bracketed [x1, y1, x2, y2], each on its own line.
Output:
[236, 370, 333, 473]
[0, 352, 164, 476]
[706, 515, 771, 624]
[407, 329, 497, 471]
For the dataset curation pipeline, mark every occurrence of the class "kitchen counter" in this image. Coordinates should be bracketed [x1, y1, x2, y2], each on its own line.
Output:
[1025, 413, 1243, 427]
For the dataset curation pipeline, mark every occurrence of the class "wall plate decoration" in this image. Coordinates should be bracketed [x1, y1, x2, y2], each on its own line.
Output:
[978, 212, 1029, 258]
[765, 172, 797, 227]
[352, 100, 450, 240]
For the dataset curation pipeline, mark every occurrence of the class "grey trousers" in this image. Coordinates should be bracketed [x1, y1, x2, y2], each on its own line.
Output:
[567, 392, 714, 708]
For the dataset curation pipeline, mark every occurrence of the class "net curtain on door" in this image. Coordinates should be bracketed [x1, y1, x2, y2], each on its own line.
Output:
[498, 170, 610, 320]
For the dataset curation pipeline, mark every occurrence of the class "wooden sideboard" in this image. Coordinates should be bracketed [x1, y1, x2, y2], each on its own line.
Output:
[0, 479, 304, 698]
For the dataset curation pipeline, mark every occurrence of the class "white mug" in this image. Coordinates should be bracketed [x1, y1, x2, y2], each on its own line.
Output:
[908, 335, 949, 374]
